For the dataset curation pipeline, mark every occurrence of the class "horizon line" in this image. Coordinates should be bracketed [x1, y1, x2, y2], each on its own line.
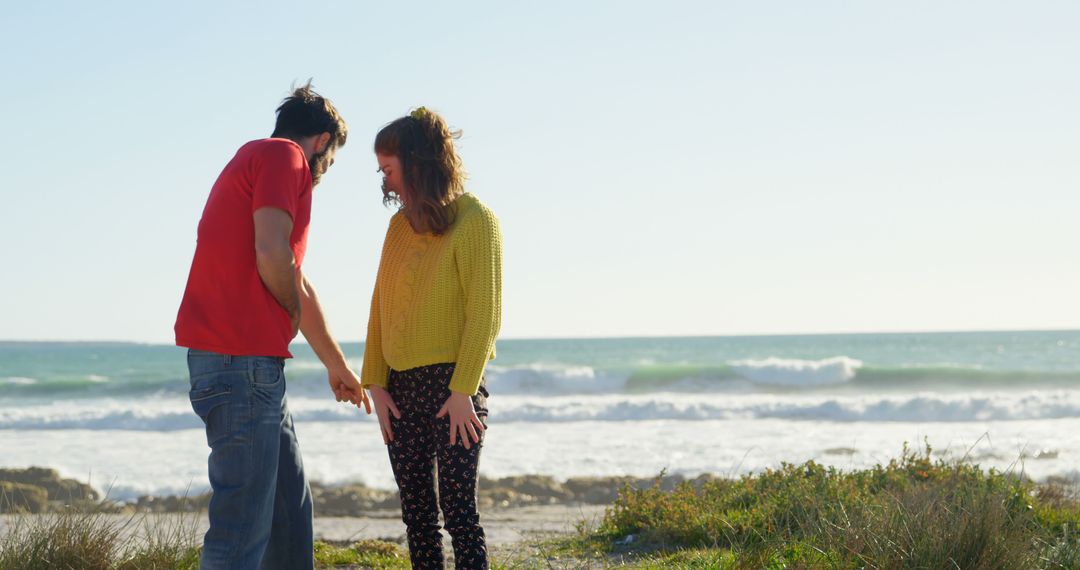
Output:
[2, 326, 1079, 346]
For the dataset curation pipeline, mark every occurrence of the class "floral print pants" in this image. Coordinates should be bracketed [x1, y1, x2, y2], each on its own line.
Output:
[387, 363, 489, 569]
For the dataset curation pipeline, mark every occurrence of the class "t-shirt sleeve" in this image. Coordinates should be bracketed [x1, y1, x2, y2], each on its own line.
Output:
[250, 141, 308, 219]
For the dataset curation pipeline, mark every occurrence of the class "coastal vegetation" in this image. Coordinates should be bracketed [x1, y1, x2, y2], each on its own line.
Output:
[4, 444, 1079, 568]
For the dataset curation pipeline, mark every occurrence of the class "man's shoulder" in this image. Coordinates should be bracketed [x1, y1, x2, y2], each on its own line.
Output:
[242, 138, 305, 160]
[229, 139, 309, 186]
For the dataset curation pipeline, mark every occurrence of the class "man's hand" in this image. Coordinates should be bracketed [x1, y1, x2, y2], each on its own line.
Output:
[368, 385, 401, 444]
[328, 365, 371, 414]
[436, 392, 485, 449]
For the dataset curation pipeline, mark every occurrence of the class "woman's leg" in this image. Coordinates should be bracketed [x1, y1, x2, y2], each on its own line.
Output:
[387, 368, 445, 569]
[437, 377, 489, 569]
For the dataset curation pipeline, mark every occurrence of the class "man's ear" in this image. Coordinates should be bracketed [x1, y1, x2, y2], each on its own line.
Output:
[315, 132, 332, 154]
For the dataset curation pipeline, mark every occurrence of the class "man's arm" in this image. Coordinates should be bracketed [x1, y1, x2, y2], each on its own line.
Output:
[254, 207, 301, 336]
[298, 274, 347, 370]
[300, 274, 370, 411]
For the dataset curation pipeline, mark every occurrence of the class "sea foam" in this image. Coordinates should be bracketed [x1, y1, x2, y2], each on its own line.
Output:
[6, 390, 1080, 430]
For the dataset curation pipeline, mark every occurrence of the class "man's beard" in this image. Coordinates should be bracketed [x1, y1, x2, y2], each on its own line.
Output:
[309, 150, 333, 187]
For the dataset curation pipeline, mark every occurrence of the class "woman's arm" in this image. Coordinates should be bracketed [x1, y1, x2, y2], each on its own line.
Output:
[448, 205, 503, 395]
[360, 279, 390, 390]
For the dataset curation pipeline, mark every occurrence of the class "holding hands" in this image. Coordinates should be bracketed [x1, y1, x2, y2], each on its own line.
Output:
[328, 365, 371, 414]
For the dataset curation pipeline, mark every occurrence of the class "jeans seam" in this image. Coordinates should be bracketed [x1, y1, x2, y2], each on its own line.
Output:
[234, 360, 255, 566]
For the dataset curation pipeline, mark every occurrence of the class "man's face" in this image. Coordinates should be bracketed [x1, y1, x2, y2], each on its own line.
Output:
[309, 145, 337, 186]
[376, 153, 405, 203]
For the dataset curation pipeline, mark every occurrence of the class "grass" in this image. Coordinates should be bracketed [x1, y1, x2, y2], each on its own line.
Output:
[314, 539, 410, 568]
[6, 443, 1080, 568]
[556, 441, 1080, 569]
[0, 504, 408, 569]
[0, 504, 201, 570]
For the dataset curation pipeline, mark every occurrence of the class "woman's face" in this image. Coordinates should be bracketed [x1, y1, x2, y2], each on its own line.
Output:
[376, 153, 406, 203]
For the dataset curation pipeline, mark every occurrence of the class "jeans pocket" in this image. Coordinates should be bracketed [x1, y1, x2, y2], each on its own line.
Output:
[252, 357, 284, 386]
[190, 381, 231, 446]
[251, 358, 285, 411]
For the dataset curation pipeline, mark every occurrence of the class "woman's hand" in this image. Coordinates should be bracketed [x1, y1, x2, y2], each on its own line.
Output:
[436, 392, 485, 449]
[368, 385, 401, 444]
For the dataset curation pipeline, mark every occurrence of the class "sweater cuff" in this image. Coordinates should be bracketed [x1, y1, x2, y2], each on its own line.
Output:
[449, 366, 482, 396]
[361, 362, 390, 390]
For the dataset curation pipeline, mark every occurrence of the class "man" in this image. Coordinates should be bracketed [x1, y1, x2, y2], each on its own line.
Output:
[175, 82, 370, 569]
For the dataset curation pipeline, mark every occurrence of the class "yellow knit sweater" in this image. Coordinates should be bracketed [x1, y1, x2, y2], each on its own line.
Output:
[361, 193, 503, 395]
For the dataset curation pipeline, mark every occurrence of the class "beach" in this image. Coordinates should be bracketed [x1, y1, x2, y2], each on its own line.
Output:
[6, 458, 1080, 568]
[0, 504, 607, 549]
[0, 466, 615, 566]
[3, 332, 1080, 505]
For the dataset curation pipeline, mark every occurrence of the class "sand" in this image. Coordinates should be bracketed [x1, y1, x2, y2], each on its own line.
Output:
[0, 503, 608, 549]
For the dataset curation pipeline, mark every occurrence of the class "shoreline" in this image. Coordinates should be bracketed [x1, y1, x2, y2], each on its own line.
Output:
[5, 453, 1080, 567]
[0, 466, 699, 516]
[0, 466, 618, 556]
[5, 463, 1078, 516]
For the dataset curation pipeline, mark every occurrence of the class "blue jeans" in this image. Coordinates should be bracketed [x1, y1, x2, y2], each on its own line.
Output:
[187, 349, 313, 570]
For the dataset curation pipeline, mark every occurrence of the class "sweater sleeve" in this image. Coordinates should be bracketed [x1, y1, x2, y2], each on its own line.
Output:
[449, 205, 503, 395]
[360, 277, 389, 390]
[361, 220, 395, 390]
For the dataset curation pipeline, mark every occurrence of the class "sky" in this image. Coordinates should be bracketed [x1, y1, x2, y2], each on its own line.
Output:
[0, 1, 1077, 343]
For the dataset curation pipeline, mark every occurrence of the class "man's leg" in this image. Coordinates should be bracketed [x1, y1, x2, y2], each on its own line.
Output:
[188, 351, 285, 570]
[263, 390, 315, 570]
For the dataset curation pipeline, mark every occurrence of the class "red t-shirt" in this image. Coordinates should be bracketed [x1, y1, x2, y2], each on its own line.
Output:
[175, 139, 313, 358]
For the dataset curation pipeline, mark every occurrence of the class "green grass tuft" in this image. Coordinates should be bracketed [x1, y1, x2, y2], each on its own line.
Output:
[581, 442, 1080, 569]
[0, 505, 201, 570]
[313, 539, 410, 568]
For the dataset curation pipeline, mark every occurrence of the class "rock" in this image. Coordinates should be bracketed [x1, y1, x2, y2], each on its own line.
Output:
[563, 476, 634, 504]
[480, 475, 574, 504]
[0, 467, 98, 509]
[309, 482, 399, 516]
[133, 492, 211, 513]
[0, 481, 49, 513]
[636, 473, 686, 492]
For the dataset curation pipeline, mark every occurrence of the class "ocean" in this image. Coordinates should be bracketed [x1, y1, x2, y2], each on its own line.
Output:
[2, 331, 1079, 500]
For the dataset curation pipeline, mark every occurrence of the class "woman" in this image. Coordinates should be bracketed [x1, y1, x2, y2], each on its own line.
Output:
[361, 107, 502, 569]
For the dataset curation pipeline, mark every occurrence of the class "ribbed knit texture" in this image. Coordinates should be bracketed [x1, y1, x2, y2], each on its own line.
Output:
[361, 193, 503, 395]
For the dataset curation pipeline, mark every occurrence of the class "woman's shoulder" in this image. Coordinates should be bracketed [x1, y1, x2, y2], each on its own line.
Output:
[381, 210, 411, 240]
[387, 209, 408, 228]
[454, 193, 498, 227]
[450, 194, 500, 249]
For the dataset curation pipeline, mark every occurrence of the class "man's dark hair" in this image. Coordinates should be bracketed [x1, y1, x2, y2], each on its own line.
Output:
[271, 80, 348, 150]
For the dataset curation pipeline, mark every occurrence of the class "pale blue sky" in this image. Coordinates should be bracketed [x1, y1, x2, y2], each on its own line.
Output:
[1, 1, 1077, 342]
